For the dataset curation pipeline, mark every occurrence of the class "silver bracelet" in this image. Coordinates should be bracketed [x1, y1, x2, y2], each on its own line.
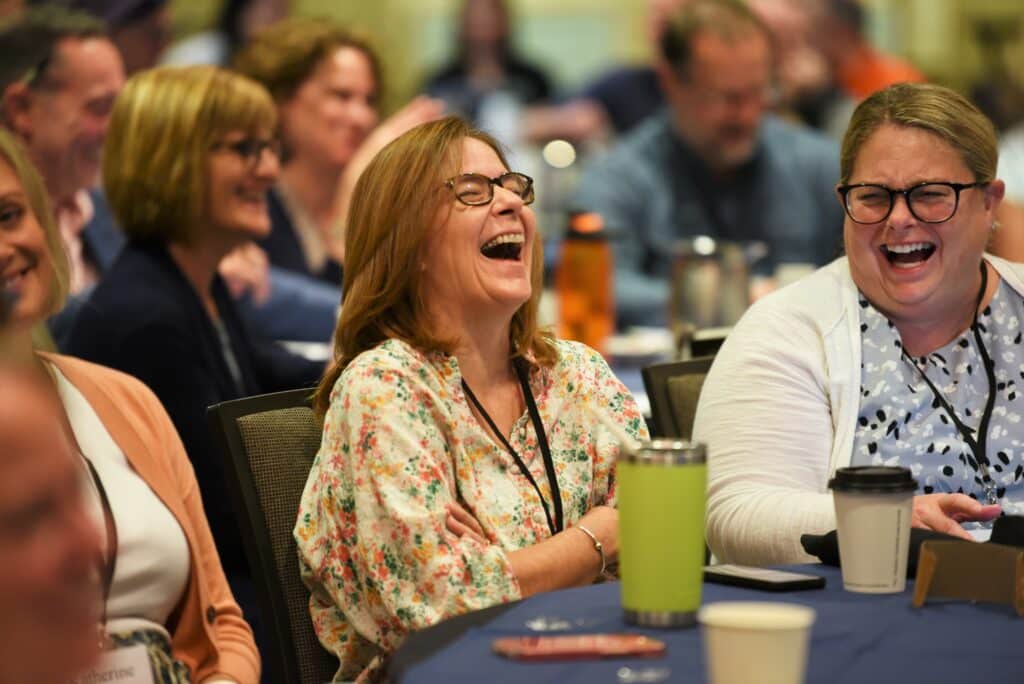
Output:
[575, 524, 606, 576]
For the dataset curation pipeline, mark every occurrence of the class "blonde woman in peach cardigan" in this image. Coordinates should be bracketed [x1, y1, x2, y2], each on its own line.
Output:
[0, 128, 258, 681]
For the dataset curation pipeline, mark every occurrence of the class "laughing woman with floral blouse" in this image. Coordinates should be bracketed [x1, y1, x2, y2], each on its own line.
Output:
[295, 117, 647, 681]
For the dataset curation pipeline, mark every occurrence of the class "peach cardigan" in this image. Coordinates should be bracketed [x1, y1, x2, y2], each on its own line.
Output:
[43, 353, 259, 683]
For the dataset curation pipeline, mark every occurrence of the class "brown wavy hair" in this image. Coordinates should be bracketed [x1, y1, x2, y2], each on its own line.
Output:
[312, 116, 555, 415]
[233, 17, 381, 105]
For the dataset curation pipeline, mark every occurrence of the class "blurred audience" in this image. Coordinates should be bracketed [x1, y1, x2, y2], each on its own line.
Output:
[574, 0, 679, 135]
[812, 0, 925, 103]
[26, 0, 170, 75]
[0, 6, 123, 300]
[0, 126, 260, 682]
[162, 0, 289, 67]
[573, 0, 842, 328]
[424, 0, 551, 128]
[234, 17, 442, 284]
[2, 3, 341, 345]
[748, 0, 851, 137]
[63, 67, 321, 640]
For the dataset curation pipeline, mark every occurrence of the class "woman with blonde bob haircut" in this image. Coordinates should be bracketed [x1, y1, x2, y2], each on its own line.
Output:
[102, 65, 277, 245]
[65, 66, 321, 639]
[298, 116, 647, 681]
[0, 124, 260, 681]
[695, 83, 1018, 567]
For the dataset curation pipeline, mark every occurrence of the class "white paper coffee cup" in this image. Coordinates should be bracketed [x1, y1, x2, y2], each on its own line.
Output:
[698, 601, 815, 684]
[829, 466, 917, 593]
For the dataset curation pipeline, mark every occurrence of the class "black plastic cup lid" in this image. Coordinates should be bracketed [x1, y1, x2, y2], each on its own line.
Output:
[828, 466, 917, 493]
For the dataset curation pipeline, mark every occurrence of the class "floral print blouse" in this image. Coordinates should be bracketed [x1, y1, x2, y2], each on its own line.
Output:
[295, 338, 648, 681]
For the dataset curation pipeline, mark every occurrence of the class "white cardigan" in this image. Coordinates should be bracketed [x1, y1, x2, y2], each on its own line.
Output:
[693, 255, 1024, 565]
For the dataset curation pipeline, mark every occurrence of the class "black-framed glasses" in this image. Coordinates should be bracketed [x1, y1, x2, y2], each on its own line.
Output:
[837, 181, 989, 224]
[445, 172, 535, 206]
[211, 137, 282, 166]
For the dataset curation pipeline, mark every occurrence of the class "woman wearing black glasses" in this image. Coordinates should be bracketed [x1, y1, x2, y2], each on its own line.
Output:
[296, 116, 646, 681]
[695, 82, 1017, 566]
[64, 66, 322, 645]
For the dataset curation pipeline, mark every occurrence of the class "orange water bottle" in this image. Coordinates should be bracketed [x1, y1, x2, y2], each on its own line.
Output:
[556, 211, 615, 355]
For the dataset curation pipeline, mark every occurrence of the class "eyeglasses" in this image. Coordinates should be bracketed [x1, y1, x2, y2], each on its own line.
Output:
[211, 138, 282, 166]
[444, 172, 535, 206]
[837, 181, 989, 224]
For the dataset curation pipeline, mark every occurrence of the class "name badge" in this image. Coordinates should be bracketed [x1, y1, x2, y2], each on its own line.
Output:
[72, 644, 155, 684]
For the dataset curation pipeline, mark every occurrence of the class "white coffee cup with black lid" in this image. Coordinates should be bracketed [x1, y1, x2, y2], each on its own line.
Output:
[828, 466, 917, 593]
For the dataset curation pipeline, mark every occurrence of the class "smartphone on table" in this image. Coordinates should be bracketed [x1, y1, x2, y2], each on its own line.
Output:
[703, 564, 826, 591]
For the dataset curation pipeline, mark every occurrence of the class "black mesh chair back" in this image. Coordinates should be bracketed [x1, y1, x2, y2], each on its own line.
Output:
[641, 356, 714, 438]
[208, 388, 338, 684]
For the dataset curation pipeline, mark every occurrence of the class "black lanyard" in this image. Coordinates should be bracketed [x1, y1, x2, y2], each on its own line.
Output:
[83, 456, 118, 638]
[899, 262, 999, 505]
[461, 357, 564, 535]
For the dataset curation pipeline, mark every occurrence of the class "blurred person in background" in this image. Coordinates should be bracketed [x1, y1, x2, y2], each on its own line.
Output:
[1, 287, 100, 684]
[0, 365, 102, 684]
[63, 67, 322, 651]
[752, 0, 927, 140]
[234, 17, 442, 285]
[749, 0, 852, 137]
[0, 6, 123, 303]
[574, 0, 679, 136]
[162, 0, 289, 67]
[812, 0, 925, 104]
[0, 125, 260, 682]
[424, 0, 551, 129]
[27, 0, 172, 74]
[573, 0, 842, 328]
[5, 3, 342, 345]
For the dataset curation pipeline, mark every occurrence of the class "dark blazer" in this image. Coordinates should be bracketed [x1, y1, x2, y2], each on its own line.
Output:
[261, 188, 343, 287]
[83, 189, 125, 271]
[64, 239, 321, 574]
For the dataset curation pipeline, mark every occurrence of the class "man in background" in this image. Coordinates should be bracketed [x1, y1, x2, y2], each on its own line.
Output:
[0, 6, 123, 301]
[2, 4, 342, 345]
[573, 0, 843, 327]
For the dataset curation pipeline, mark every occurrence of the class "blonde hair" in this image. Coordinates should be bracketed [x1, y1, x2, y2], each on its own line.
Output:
[840, 83, 998, 184]
[312, 116, 555, 415]
[0, 128, 68, 316]
[102, 65, 277, 244]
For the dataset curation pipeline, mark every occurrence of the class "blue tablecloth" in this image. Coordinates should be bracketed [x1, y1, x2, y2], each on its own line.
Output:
[391, 565, 1022, 683]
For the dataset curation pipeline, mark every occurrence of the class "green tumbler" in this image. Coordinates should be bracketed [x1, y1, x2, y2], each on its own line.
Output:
[617, 440, 707, 628]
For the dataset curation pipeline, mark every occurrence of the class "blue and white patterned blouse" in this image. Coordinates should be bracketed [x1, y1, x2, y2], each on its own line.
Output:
[853, 276, 1024, 527]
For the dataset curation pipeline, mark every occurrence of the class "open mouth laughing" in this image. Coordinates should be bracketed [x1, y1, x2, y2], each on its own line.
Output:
[880, 241, 936, 268]
[480, 232, 524, 261]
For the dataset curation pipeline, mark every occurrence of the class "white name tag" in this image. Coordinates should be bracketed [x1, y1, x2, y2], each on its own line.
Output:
[72, 644, 155, 684]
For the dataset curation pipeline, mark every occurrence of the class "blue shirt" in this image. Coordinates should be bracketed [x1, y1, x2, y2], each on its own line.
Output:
[853, 277, 1024, 523]
[573, 110, 844, 326]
